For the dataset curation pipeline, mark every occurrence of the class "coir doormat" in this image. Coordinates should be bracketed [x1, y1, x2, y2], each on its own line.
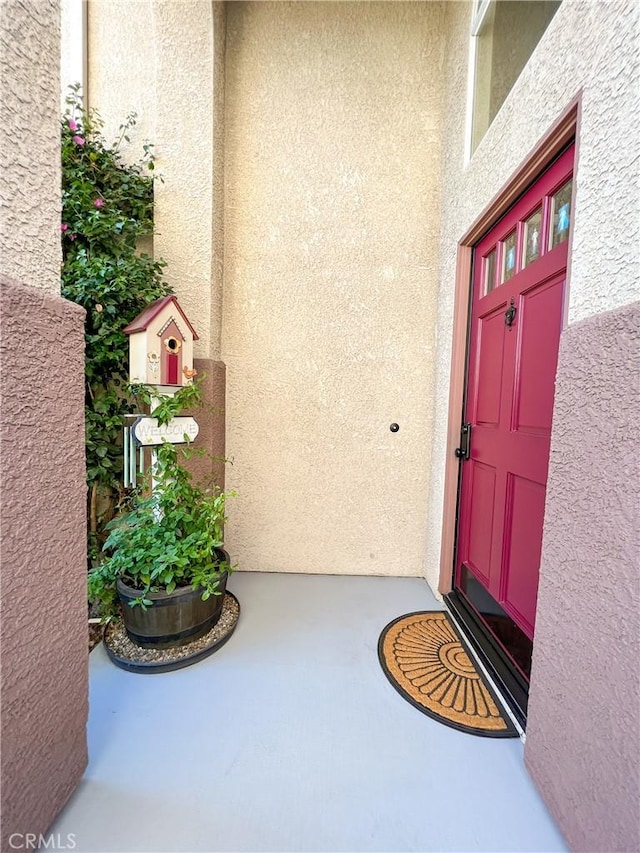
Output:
[378, 611, 518, 737]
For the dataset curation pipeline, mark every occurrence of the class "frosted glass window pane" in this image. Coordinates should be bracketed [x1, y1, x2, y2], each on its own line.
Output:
[550, 179, 573, 249]
[501, 231, 517, 283]
[522, 209, 542, 267]
[484, 248, 497, 295]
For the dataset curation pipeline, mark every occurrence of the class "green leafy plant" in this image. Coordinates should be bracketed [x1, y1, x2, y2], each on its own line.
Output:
[88, 383, 235, 617]
[61, 85, 172, 562]
[131, 381, 203, 427]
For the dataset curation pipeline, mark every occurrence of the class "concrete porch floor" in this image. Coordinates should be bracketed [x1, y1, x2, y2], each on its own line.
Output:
[50, 573, 566, 852]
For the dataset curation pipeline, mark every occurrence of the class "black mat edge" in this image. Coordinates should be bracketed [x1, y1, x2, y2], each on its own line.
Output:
[104, 592, 240, 674]
[377, 609, 519, 738]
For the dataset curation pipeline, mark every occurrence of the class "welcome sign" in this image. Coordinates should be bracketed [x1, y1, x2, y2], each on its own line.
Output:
[132, 416, 199, 446]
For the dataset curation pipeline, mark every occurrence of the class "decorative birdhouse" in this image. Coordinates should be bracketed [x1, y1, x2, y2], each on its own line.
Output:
[123, 295, 199, 388]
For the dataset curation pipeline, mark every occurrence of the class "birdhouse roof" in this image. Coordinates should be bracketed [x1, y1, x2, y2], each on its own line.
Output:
[123, 295, 199, 340]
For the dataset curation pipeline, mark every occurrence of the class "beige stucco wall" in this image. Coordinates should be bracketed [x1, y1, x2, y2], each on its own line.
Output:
[212, 1, 226, 360]
[0, 1, 62, 293]
[222, 1, 445, 575]
[87, 0, 220, 361]
[425, 0, 640, 593]
[86, 1, 227, 488]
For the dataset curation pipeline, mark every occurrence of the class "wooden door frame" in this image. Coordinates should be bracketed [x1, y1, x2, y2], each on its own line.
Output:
[438, 96, 581, 596]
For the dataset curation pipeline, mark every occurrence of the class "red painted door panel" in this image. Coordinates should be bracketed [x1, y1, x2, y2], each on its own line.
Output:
[456, 145, 574, 646]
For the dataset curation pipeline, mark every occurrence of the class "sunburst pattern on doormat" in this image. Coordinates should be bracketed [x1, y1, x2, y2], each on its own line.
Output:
[378, 611, 518, 737]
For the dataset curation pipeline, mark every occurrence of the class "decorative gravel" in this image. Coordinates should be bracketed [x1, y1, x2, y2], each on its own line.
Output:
[104, 592, 240, 665]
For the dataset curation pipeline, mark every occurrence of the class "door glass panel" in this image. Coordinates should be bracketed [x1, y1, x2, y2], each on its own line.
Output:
[501, 231, 517, 282]
[522, 208, 542, 267]
[484, 248, 497, 295]
[549, 178, 573, 248]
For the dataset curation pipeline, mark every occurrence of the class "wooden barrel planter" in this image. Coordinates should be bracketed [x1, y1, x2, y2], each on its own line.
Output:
[116, 549, 230, 650]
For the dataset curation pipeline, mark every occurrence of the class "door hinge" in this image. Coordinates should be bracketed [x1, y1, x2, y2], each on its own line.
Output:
[455, 423, 472, 461]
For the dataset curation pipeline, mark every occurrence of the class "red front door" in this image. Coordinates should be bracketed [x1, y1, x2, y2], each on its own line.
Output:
[455, 145, 574, 678]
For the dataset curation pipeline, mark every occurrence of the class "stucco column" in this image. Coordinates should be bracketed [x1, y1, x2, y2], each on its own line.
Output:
[0, 0, 88, 846]
[152, 0, 215, 358]
[88, 0, 227, 487]
[152, 0, 226, 486]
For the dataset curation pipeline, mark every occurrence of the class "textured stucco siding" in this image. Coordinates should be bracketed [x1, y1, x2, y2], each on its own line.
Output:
[211, 1, 226, 360]
[0, 282, 89, 848]
[425, 0, 640, 592]
[0, 0, 62, 294]
[183, 358, 227, 492]
[88, 0, 218, 361]
[87, 0, 228, 489]
[87, 0, 156, 142]
[525, 300, 640, 853]
[222, 1, 445, 575]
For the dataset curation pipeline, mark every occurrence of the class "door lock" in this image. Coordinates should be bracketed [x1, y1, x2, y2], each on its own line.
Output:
[455, 423, 472, 461]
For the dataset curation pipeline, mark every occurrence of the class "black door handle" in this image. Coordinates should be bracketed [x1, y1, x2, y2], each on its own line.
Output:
[455, 423, 471, 461]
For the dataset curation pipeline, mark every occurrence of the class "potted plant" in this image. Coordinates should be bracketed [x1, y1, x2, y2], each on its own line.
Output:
[88, 386, 235, 650]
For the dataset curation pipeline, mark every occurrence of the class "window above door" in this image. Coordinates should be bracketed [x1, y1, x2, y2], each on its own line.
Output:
[469, 0, 562, 154]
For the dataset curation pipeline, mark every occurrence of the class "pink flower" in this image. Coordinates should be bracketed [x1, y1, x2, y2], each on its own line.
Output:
[93, 198, 105, 208]
[72, 135, 85, 146]
[69, 233, 77, 241]
[68, 119, 78, 132]
[60, 223, 68, 232]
